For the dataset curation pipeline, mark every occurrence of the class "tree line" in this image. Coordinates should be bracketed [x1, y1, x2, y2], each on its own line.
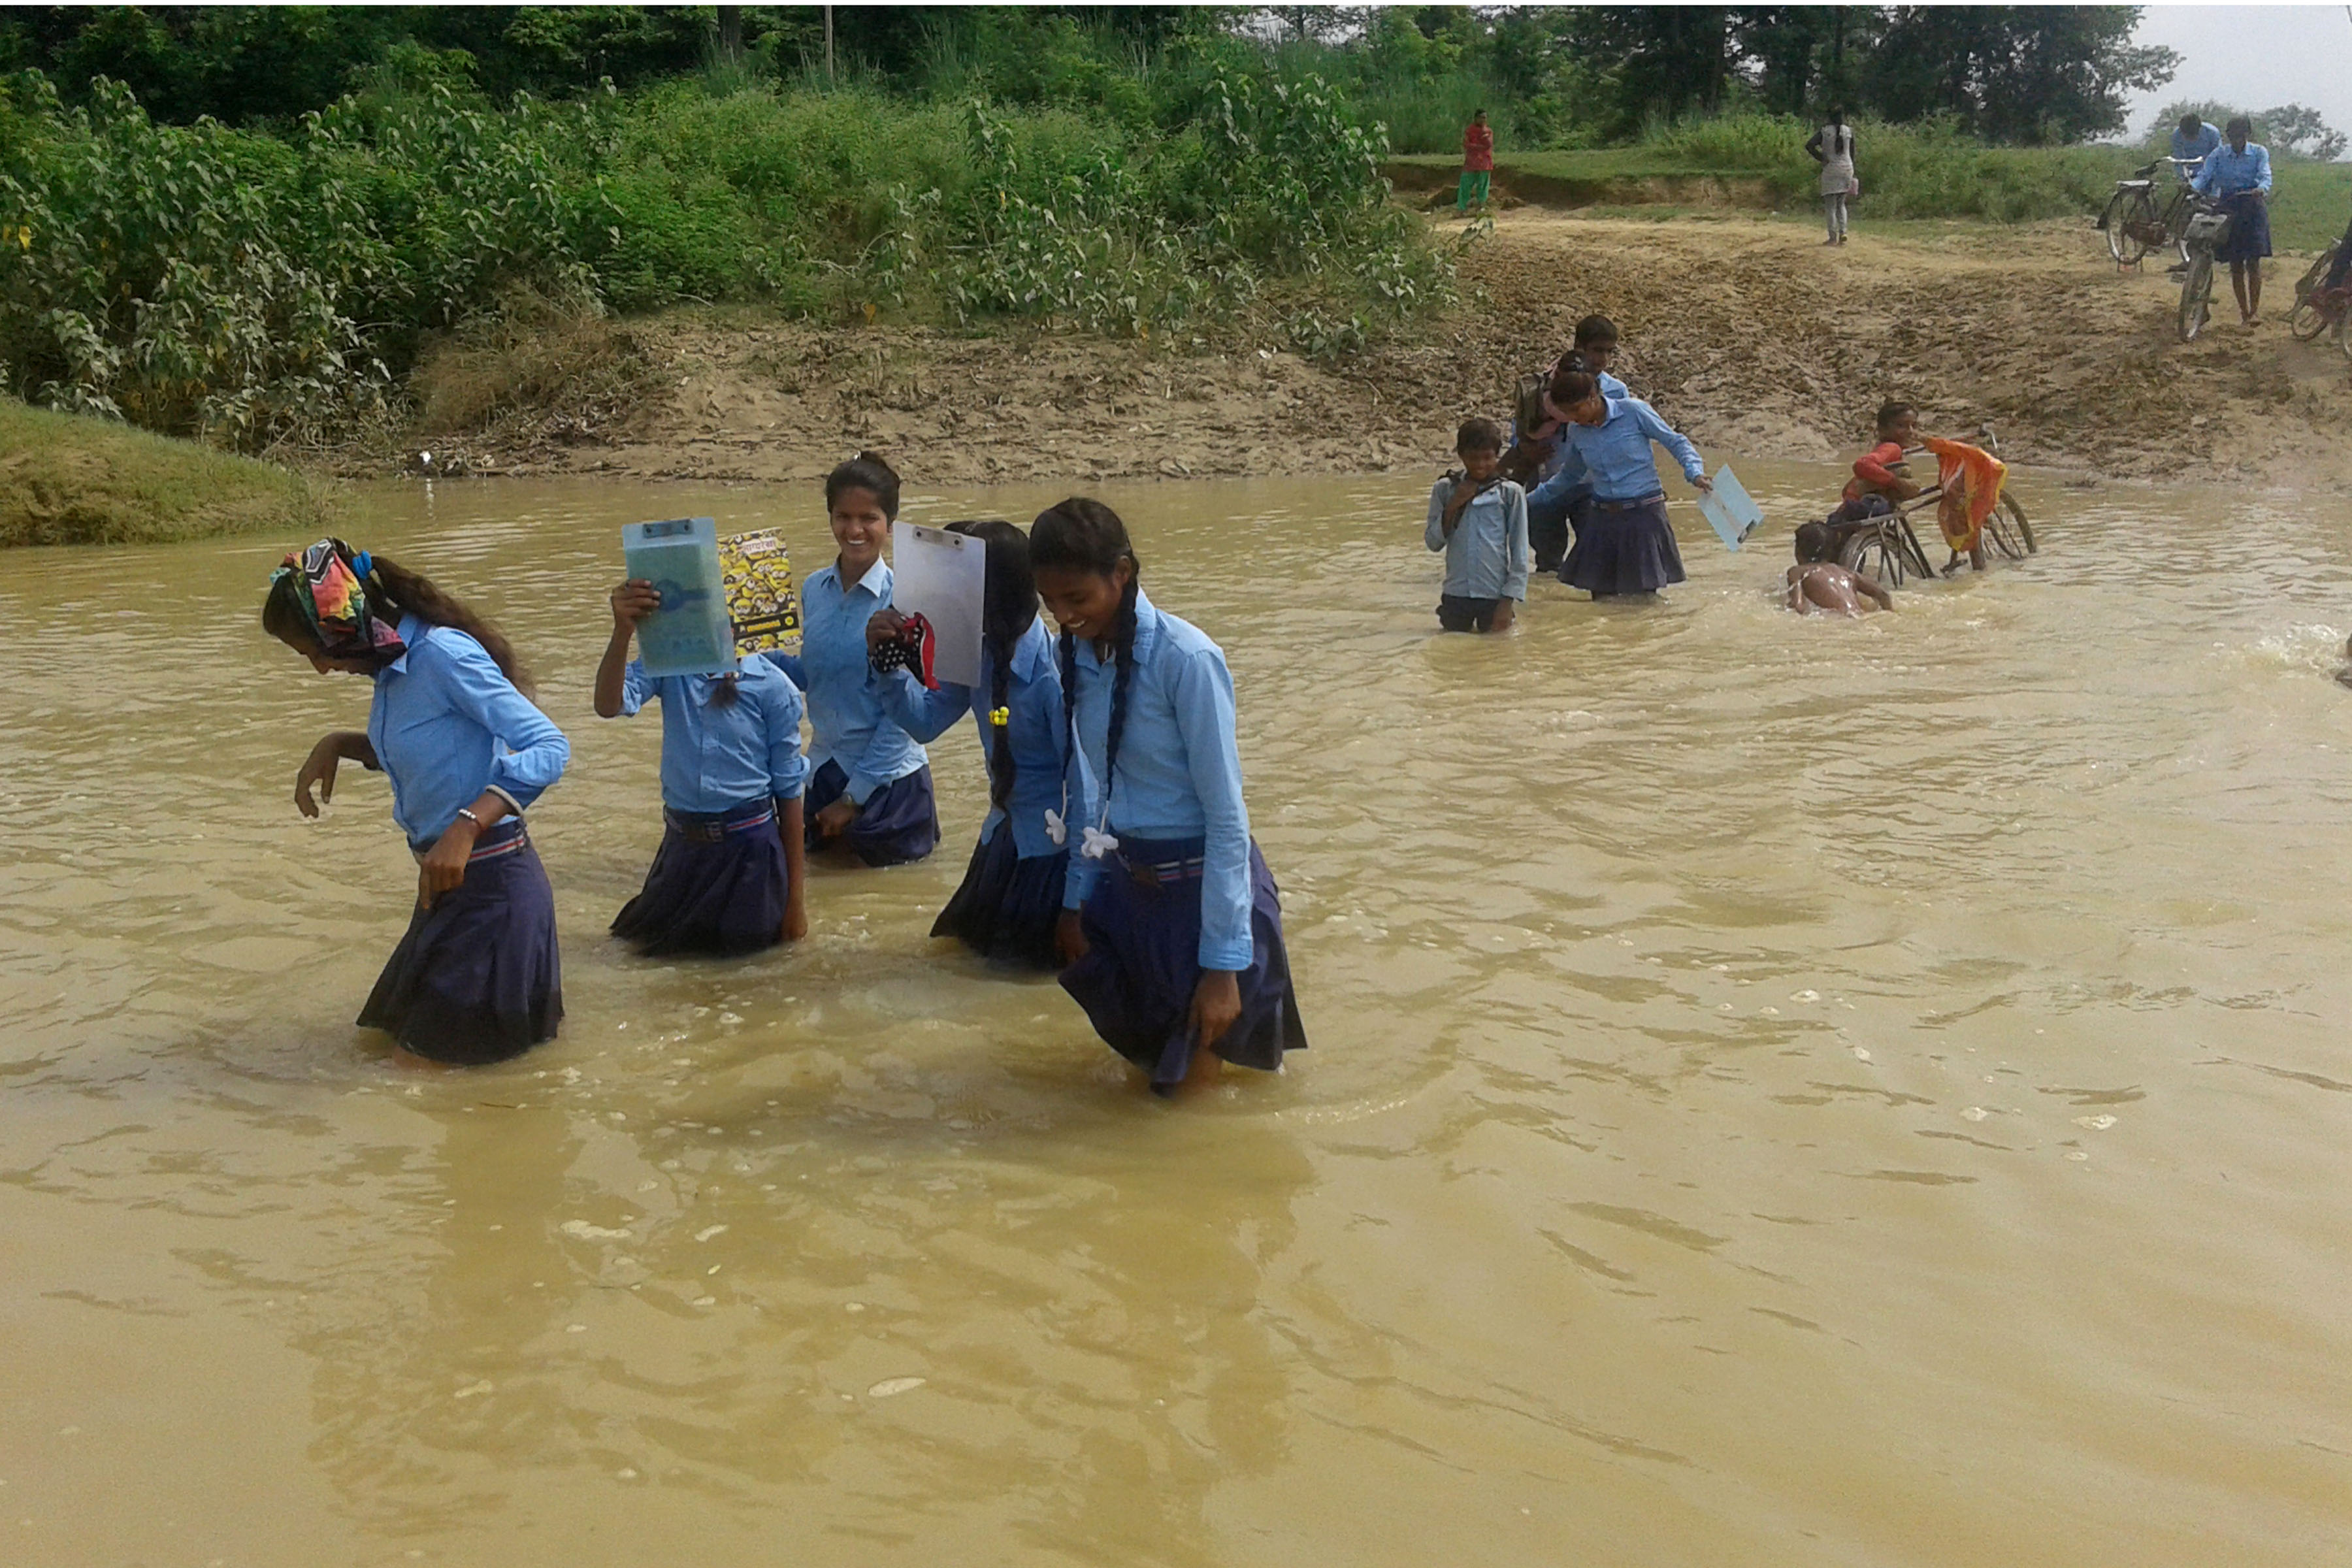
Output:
[0, 5, 2188, 148]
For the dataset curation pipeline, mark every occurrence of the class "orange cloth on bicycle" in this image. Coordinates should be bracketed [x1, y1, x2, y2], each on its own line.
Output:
[1923, 437, 2006, 553]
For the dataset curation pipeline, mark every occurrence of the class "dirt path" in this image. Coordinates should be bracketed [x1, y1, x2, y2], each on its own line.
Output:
[395, 211, 2352, 495]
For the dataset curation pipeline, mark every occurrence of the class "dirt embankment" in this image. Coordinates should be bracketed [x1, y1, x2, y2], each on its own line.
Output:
[383, 211, 2352, 495]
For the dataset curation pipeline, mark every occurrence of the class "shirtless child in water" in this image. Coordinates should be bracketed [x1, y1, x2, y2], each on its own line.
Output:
[1786, 523, 1893, 616]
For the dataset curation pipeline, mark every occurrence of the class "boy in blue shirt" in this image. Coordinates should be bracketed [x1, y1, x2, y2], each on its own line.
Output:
[1424, 417, 1529, 633]
[2193, 116, 2274, 324]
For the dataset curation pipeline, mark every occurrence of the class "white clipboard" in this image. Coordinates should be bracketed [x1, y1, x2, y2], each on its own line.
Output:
[1696, 464, 1765, 551]
[889, 522, 985, 689]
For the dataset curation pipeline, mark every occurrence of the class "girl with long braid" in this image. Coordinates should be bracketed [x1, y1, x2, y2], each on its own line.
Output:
[261, 540, 569, 1064]
[1028, 498, 1307, 1096]
[865, 520, 1086, 969]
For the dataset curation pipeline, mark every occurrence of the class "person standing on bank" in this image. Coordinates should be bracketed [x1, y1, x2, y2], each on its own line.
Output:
[760, 451, 941, 867]
[1806, 109, 1857, 246]
[595, 580, 809, 958]
[1544, 366, 1713, 600]
[1458, 108, 1494, 214]
[2193, 116, 2274, 325]
[263, 539, 569, 1066]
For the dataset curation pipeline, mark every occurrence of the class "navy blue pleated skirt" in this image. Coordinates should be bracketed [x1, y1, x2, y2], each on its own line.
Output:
[1560, 495, 1686, 596]
[933, 822, 1068, 970]
[2218, 191, 2272, 265]
[806, 758, 940, 867]
[611, 799, 791, 958]
[1059, 834, 1309, 1091]
[359, 822, 562, 1066]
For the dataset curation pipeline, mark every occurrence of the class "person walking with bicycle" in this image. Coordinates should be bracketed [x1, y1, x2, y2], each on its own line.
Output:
[2193, 116, 2274, 325]
[2165, 113, 2221, 273]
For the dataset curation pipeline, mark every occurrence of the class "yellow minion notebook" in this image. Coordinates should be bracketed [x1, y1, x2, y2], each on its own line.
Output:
[720, 529, 801, 654]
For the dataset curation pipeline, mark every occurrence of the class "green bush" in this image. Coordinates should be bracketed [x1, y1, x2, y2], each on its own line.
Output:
[0, 57, 1454, 448]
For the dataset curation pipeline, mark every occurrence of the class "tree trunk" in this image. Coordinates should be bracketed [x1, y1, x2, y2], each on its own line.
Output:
[717, 5, 743, 63]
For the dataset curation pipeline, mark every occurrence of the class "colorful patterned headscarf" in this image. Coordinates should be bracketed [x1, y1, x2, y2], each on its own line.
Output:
[270, 539, 406, 662]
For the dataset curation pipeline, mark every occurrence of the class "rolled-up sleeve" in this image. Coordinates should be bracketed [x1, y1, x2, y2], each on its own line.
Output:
[1637, 402, 1705, 482]
[1503, 485, 1530, 600]
[1169, 649, 1252, 972]
[764, 679, 810, 800]
[432, 634, 568, 813]
[617, 659, 653, 717]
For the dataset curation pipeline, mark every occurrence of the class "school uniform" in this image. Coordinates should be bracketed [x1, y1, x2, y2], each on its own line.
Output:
[762, 557, 939, 867]
[877, 618, 1088, 969]
[355, 615, 568, 1065]
[1059, 587, 1307, 1091]
[1520, 367, 1627, 570]
[608, 659, 808, 957]
[2193, 142, 2273, 265]
[1423, 475, 1529, 631]
[1551, 396, 1703, 596]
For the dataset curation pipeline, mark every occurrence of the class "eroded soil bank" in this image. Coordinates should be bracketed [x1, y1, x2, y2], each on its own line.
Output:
[371, 210, 2352, 496]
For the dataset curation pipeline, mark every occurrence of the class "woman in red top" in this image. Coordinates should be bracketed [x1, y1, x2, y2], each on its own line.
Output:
[1458, 110, 1493, 213]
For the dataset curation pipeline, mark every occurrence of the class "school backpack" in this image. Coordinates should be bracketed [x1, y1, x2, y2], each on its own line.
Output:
[1497, 370, 1553, 486]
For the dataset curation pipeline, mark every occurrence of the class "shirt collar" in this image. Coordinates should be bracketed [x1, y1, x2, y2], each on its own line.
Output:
[381, 613, 427, 676]
[1129, 585, 1162, 664]
[1011, 617, 1054, 680]
[840, 555, 892, 598]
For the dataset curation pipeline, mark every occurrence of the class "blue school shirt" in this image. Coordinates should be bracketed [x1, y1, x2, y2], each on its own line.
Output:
[368, 615, 569, 851]
[1064, 588, 1253, 972]
[2170, 122, 2221, 172]
[617, 657, 809, 813]
[2194, 142, 2272, 198]
[1522, 368, 1630, 489]
[1543, 395, 1703, 502]
[1424, 476, 1530, 600]
[759, 557, 927, 804]
[875, 618, 1092, 906]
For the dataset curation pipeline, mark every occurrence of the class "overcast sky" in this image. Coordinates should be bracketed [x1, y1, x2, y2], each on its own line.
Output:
[2123, 5, 2352, 148]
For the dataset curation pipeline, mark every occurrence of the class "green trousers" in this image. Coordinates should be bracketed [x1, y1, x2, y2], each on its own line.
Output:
[1456, 169, 1490, 210]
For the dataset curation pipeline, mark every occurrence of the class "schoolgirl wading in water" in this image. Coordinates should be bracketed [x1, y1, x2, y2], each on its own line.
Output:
[1029, 499, 1309, 1096]
[262, 540, 568, 1065]
[595, 579, 809, 957]
[761, 451, 941, 867]
[866, 520, 1086, 970]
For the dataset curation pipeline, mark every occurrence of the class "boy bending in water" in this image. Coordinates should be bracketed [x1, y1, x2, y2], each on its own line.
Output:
[1787, 523, 1892, 617]
[1425, 417, 1529, 632]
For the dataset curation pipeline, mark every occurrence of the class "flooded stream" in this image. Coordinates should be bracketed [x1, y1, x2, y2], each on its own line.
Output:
[3, 465, 2349, 1565]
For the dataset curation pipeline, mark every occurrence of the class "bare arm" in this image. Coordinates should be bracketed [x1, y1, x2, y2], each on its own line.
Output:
[595, 579, 659, 718]
[294, 730, 379, 817]
[1854, 572, 1895, 610]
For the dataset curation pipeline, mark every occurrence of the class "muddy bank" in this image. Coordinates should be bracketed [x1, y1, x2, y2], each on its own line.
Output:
[363, 212, 2352, 497]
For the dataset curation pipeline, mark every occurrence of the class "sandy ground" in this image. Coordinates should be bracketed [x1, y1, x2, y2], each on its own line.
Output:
[389, 210, 2352, 495]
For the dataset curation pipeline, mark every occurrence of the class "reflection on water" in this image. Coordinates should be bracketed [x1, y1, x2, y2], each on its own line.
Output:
[2, 468, 2349, 1565]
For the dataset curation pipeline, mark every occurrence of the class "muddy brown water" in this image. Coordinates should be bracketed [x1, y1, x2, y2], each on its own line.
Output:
[3, 466, 2349, 1566]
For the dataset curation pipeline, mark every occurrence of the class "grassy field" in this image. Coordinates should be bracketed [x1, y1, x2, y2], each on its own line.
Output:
[0, 399, 335, 547]
[1390, 145, 2351, 251]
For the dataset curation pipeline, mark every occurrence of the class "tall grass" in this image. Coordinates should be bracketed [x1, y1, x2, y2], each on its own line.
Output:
[0, 59, 1453, 450]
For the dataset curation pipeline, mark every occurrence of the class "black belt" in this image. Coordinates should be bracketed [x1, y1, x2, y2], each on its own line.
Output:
[1593, 492, 1665, 512]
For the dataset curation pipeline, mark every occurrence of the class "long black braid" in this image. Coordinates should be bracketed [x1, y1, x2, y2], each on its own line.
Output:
[987, 630, 1015, 811]
[1102, 574, 1139, 804]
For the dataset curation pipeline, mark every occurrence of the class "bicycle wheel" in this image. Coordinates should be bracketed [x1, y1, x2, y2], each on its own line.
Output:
[1895, 515, 1938, 580]
[2178, 252, 2213, 342]
[1840, 527, 1908, 590]
[2289, 248, 2335, 342]
[1982, 502, 2027, 561]
[2000, 493, 2035, 555]
[2104, 190, 2154, 265]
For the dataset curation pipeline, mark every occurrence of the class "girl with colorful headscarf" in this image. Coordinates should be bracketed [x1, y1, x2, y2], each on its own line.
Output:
[262, 540, 570, 1065]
